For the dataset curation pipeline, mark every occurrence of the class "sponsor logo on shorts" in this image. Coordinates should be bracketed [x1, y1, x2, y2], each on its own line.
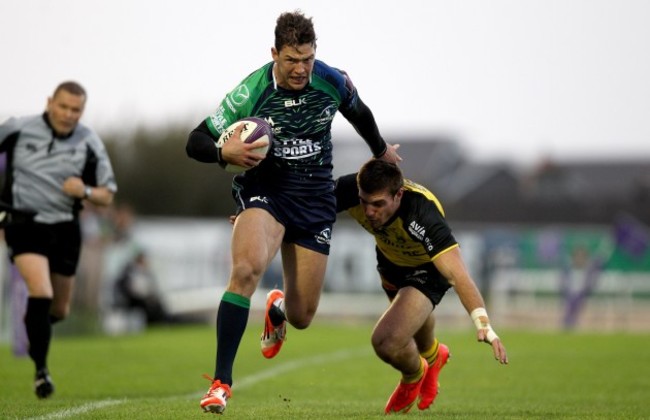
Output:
[405, 270, 427, 285]
[315, 228, 331, 245]
[249, 196, 269, 204]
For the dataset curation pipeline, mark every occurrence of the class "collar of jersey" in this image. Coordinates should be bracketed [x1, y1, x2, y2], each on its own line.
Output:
[42, 112, 75, 140]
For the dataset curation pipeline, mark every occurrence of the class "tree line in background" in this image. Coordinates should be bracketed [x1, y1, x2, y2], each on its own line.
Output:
[103, 125, 234, 218]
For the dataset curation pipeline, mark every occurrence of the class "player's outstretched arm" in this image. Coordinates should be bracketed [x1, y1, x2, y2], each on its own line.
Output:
[377, 143, 402, 164]
[434, 247, 508, 365]
[471, 308, 509, 364]
[342, 97, 402, 163]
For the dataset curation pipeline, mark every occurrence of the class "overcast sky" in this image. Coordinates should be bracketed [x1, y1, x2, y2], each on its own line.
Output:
[1, 0, 649, 165]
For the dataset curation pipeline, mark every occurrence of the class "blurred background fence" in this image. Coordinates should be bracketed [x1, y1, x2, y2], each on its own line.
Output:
[2, 215, 649, 347]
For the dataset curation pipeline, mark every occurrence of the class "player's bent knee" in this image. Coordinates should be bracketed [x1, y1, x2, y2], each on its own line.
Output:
[371, 331, 405, 360]
[231, 264, 264, 281]
[229, 263, 265, 293]
[371, 334, 390, 357]
[286, 310, 315, 330]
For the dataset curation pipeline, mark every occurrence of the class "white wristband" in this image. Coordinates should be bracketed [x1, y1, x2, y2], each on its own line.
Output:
[470, 307, 499, 343]
[470, 307, 489, 330]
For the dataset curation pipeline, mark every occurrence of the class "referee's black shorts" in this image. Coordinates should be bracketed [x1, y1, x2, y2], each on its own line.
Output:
[376, 248, 452, 306]
[5, 220, 82, 276]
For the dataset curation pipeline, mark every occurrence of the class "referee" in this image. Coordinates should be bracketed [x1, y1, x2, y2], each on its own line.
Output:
[0, 81, 117, 398]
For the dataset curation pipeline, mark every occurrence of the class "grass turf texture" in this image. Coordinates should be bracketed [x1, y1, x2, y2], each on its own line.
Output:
[1, 322, 649, 419]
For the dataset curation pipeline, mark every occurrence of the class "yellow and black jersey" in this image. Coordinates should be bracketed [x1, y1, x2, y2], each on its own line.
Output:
[335, 173, 458, 267]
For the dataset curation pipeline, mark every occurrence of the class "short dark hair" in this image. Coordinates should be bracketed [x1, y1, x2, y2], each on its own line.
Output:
[53, 81, 86, 98]
[274, 10, 317, 51]
[357, 160, 404, 196]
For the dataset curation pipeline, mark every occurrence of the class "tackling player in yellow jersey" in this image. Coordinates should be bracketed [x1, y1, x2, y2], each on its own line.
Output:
[335, 159, 508, 414]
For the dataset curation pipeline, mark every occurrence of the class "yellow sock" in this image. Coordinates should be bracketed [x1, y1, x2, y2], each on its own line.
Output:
[420, 338, 439, 368]
[403, 357, 426, 384]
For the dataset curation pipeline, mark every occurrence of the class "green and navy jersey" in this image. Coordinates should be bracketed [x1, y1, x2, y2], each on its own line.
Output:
[204, 60, 365, 195]
[336, 174, 459, 267]
[0, 113, 117, 223]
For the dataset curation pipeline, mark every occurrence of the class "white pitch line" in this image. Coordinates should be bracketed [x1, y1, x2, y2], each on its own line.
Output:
[28, 399, 127, 420]
[189, 346, 372, 397]
[27, 346, 372, 419]
[227, 346, 371, 391]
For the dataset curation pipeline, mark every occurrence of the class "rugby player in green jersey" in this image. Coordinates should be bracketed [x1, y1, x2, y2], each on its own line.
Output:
[186, 10, 400, 414]
[335, 160, 508, 414]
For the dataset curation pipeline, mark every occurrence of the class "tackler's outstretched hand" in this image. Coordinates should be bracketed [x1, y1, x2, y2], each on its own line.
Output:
[477, 329, 508, 365]
[472, 308, 508, 365]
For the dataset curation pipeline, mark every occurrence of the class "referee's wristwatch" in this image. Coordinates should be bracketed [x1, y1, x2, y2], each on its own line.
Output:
[83, 185, 93, 199]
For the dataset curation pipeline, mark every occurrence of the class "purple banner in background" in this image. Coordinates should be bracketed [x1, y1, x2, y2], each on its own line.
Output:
[614, 214, 650, 259]
[11, 265, 28, 357]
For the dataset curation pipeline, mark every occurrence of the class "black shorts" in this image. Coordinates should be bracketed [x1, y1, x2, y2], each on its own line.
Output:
[4, 220, 82, 276]
[232, 179, 336, 255]
[376, 248, 452, 306]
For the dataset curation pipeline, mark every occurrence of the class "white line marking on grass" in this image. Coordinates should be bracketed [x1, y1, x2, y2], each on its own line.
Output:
[236, 347, 371, 390]
[190, 346, 372, 397]
[28, 399, 127, 419]
[26, 347, 372, 419]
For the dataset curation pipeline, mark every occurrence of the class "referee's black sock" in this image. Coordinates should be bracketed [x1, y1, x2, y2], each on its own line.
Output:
[24, 297, 53, 372]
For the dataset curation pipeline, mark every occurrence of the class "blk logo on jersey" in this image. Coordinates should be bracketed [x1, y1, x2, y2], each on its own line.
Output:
[284, 98, 306, 107]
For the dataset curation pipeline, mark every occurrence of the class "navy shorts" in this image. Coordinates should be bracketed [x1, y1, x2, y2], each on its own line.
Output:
[376, 248, 452, 306]
[232, 179, 336, 255]
[4, 220, 82, 276]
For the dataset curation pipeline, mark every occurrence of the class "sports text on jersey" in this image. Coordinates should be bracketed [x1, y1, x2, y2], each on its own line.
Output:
[272, 138, 322, 160]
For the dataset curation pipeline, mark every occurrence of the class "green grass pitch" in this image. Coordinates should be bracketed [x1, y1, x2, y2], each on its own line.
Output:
[1, 321, 649, 419]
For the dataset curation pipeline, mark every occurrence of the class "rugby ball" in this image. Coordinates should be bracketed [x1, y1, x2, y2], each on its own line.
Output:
[217, 117, 272, 173]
